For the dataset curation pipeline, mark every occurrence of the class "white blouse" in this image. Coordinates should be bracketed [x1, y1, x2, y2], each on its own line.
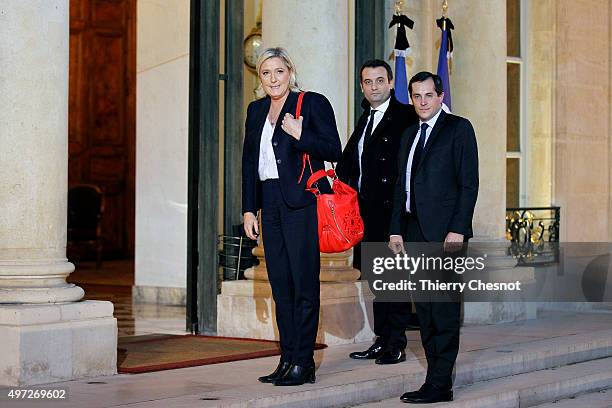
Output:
[258, 119, 279, 181]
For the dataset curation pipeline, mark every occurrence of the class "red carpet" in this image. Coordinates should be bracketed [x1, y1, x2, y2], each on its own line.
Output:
[118, 334, 326, 373]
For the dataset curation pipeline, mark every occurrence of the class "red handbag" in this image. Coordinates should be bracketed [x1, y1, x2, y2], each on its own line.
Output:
[295, 92, 364, 253]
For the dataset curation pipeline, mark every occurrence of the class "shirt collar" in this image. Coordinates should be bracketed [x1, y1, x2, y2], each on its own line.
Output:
[371, 96, 391, 114]
[419, 106, 443, 130]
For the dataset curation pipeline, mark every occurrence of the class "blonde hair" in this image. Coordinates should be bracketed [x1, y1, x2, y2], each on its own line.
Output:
[254, 47, 301, 99]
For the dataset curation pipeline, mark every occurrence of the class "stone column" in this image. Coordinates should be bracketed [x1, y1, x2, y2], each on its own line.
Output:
[0, 0, 116, 386]
[447, 0, 507, 240]
[262, 0, 350, 141]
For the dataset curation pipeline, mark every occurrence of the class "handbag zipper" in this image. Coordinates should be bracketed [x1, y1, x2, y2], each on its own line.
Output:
[328, 200, 350, 243]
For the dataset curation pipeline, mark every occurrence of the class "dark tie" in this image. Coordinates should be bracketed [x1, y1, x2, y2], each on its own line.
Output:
[409, 123, 429, 213]
[363, 109, 377, 146]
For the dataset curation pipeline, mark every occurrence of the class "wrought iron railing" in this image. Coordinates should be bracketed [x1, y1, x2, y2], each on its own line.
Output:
[505, 206, 560, 265]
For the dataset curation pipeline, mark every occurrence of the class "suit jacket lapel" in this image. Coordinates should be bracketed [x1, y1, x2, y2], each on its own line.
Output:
[351, 110, 369, 160]
[417, 109, 447, 170]
[271, 91, 299, 144]
[252, 97, 271, 172]
[401, 124, 419, 187]
[349, 110, 368, 148]
[363, 96, 401, 150]
[363, 108, 392, 150]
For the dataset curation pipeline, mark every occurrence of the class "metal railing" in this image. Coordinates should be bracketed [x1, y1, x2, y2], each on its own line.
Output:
[505, 206, 560, 265]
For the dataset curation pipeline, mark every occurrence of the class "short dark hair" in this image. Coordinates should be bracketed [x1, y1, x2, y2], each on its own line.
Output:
[409, 71, 444, 96]
[360, 59, 393, 82]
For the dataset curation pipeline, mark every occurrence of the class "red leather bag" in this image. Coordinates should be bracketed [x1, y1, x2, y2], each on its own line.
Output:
[295, 92, 364, 253]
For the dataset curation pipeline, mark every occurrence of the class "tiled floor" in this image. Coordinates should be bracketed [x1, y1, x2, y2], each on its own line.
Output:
[68, 259, 187, 337]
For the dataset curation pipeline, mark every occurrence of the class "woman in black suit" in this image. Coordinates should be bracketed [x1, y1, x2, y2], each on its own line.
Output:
[242, 47, 342, 386]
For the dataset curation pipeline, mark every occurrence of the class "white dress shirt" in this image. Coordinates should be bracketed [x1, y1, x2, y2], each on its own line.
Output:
[404, 107, 443, 212]
[258, 119, 279, 181]
[357, 96, 391, 190]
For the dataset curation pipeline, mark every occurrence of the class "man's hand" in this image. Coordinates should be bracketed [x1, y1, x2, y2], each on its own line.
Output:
[444, 231, 464, 252]
[243, 212, 259, 240]
[281, 113, 303, 140]
[389, 235, 405, 255]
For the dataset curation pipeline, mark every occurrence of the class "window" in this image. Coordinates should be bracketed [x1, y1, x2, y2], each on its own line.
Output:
[506, 0, 525, 207]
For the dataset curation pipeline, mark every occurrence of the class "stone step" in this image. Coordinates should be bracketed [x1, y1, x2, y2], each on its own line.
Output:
[356, 357, 612, 408]
[216, 329, 612, 408]
[532, 388, 612, 408]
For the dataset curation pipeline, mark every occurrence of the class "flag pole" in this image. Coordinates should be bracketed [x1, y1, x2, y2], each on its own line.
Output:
[395, 0, 403, 16]
[442, 0, 448, 30]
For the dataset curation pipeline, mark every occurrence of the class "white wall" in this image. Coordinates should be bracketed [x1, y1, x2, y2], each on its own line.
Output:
[135, 0, 190, 289]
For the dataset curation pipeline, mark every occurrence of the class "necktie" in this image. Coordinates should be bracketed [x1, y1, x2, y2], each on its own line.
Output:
[409, 123, 429, 213]
[363, 109, 377, 146]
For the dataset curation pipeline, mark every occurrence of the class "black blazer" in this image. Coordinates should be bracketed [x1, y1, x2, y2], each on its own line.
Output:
[242, 91, 342, 214]
[336, 94, 418, 240]
[389, 110, 479, 241]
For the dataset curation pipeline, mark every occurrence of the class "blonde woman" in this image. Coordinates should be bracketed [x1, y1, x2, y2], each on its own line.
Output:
[242, 47, 341, 386]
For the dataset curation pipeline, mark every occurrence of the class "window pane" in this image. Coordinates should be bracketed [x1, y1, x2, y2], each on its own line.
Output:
[507, 63, 520, 152]
[506, 158, 520, 208]
[507, 0, 521, 58]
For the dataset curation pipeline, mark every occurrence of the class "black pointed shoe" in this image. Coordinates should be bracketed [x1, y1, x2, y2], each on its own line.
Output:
[349, 342, 385, 360]
[258, 360, 291, 383]
[400, 383, 453, 404]
[375, 348, 406, 365]
[273, 364, 315, 386]
[399, 383, 429, 402]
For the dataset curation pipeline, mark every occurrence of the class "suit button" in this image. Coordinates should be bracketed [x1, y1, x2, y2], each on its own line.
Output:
[273, 141, 278, 147]
[381, 178, 387, 183]
[382, 137, 388, 142]
[276, 159, 282, 164]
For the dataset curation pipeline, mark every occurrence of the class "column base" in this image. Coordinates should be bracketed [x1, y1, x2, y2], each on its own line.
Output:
[464, 301, 537, 324]
[0, 284, 85, 304]
[463, 265, 537, 324]
[0, 259, 84, 303]
[0, 300, 117, 386]
[217, 280, 375, 345]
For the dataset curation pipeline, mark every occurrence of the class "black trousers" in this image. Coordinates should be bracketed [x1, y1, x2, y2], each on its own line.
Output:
[355, 197, 413, 350]
[405, 213, 461, 389]
[261, 180, 320, 367]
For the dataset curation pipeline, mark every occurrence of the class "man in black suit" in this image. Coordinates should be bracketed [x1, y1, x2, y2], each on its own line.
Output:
[336, 60, 419, 365]
[388, 71, 478, 403]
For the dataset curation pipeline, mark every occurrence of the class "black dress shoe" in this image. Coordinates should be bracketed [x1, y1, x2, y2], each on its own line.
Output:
[349, 343, 385, 360]
[400, 383, 453, 404]
[375, 348, 406, 365]
[258, 360, 291, 383]
[273, 364, 315, 386]
[399, 383, 428, 401]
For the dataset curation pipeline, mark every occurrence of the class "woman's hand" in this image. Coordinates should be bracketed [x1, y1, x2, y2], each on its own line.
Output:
[243, 212, 259, 240]
[281, 113, 303, 140]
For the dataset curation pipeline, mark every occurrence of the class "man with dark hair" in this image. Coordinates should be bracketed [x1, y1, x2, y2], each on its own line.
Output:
[389, 71, 478, 403]
[337, 59, 419, 365]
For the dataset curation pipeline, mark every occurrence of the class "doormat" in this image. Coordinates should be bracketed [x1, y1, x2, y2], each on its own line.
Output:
[118, 334, 327, 373]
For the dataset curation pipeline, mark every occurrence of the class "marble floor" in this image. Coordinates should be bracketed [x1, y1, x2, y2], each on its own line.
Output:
[69, 259, 188, 337]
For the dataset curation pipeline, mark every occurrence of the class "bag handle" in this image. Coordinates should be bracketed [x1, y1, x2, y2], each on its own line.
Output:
[294, 91, 337, 187]
[306, 168, 337, 191]
[295, 91, 312, 184]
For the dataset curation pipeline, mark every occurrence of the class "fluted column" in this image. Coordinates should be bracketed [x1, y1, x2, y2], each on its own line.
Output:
[0, 0, 83, 303]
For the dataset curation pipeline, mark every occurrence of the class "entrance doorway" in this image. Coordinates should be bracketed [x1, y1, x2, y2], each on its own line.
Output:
[67, 0, 136, 326]
[67, 0, 136, 280]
